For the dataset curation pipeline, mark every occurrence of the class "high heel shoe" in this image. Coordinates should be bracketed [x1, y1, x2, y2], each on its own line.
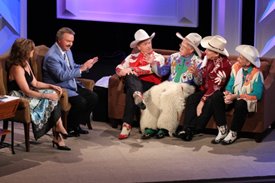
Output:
[52, 131, 71, 151]
[52, 140, 71, 151]
[57, 131, 68, 139]
[53, 126, 69, 139]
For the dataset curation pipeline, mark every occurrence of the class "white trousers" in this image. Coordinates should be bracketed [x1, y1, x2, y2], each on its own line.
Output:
[140, 81, 195, 136]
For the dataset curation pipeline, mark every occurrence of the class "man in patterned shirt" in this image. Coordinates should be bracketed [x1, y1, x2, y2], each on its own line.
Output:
[176, 35, 232, 141]
[140, 33, 203, 139]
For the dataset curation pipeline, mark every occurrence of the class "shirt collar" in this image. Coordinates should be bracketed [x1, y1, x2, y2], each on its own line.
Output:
[55, 42, 66, 55]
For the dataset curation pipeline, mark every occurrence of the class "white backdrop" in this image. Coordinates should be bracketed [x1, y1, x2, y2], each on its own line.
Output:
[0, 0, 27, 55]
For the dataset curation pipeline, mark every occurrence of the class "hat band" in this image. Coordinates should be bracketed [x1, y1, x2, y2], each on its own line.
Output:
[208, 43, 224, 51]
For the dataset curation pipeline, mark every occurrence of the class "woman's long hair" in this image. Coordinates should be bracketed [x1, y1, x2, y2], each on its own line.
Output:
[6, 38, 35, 71]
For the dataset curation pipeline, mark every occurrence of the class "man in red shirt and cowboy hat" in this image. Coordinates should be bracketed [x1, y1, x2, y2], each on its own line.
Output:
[115, 29, 165, 140]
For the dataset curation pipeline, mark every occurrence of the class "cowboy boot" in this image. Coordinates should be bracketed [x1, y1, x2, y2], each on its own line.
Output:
[211, 125, 228, 144]
[118, 122, 132, 140]
[221, 130, 238, 145]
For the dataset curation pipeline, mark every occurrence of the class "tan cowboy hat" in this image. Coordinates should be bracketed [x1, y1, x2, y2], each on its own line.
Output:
[201, 35, 229, 57]
[176, 32, 202, 57]
[130, 29, 155, 48]
[236, 45, 261, 68]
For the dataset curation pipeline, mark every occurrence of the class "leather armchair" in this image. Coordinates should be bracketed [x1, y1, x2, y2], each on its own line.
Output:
[0, 52, 32, 151]
[30, 45, 72, 130]
[31, 45, 95, 130]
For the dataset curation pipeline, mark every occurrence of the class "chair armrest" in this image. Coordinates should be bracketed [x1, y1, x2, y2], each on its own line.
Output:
[262, 65, 275, 126]
[108, 74, 126, 119]
[12, 98, 31, 123]
[77, 78, 95, 90]
[16, 98, 30, 110]
[108, 74, 124, 92]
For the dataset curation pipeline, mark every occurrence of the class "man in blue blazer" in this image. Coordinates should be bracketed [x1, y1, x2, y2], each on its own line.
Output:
[43, 27, 98, 136]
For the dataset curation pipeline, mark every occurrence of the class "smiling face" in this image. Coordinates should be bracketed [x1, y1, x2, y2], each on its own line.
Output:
[179, 39, 194, 57]
[57, 32, 74, 51]
[137, 39, 153, 54]
[237, 54, 251, 68]
[204, 48, 219, 60]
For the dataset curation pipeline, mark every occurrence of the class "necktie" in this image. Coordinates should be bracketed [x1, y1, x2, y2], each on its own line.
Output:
[64, 53, 70, 68]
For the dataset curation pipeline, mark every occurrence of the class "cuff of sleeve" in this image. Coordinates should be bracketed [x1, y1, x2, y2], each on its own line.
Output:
[201, 96, 207, 103]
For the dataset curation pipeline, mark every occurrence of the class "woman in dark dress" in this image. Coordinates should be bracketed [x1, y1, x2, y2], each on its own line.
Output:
[6, 38, 70, 151]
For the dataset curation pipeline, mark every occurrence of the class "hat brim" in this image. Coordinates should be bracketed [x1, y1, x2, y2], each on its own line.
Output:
[201, 36, 229, 57]
[235, 45, 261, 68]
[176, 32, 202, 57]
[130, 33, 155, 48]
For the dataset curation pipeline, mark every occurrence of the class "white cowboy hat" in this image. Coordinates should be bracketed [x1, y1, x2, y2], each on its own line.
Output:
[176, 32, 202, 57]
[130, 29, 155, 48]
[201, 35, 229, 57]
[235, 45, 261, 68]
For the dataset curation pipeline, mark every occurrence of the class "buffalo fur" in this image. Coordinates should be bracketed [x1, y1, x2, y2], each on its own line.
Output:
[140, 81, 195, 136]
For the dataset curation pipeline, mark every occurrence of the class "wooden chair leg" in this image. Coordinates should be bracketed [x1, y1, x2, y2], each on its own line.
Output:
[87, 121, 93, 130]
[86, 112, 93, 130]
[24, 123, 30, 152]
[0, 120, 9, 143]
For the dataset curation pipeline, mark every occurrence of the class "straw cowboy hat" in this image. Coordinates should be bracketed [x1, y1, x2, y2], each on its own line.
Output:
[201, 35, 229, 57]
[236, 45, 261, 68]
[176, 32, 202, 57]
[130, 29, 155, 48]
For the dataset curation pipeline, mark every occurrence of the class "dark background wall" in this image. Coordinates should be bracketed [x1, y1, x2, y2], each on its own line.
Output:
[27, 0, 254, 81]
[27, 1, 212, 56]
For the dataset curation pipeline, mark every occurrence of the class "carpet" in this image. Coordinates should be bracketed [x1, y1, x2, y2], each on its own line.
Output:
[1, 121, 275, 183]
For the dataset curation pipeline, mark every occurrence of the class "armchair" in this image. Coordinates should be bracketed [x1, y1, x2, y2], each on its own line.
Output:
[30, 45, 71, 129]
[31, 45, 95, 130]
[0, 52, 32, 151]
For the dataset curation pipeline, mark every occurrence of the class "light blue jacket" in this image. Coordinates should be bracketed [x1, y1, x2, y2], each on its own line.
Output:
[43, 43, 82, 97]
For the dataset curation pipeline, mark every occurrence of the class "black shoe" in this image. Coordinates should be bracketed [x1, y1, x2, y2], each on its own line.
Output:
[136, 102, 146, 110]
[133, 92, 146, 110]
[155, 129, 169, 139]
[67, 130, 80, 137]
[173, 130, 186, 139]
[77, 126, 89, 134]
[180, 128, 194, 141]
[173, 126, 183, 137]
[52, 141, 71, 151]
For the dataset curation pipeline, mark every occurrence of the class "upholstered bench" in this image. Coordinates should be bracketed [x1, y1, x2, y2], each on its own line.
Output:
[107, 49, 275, 142]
